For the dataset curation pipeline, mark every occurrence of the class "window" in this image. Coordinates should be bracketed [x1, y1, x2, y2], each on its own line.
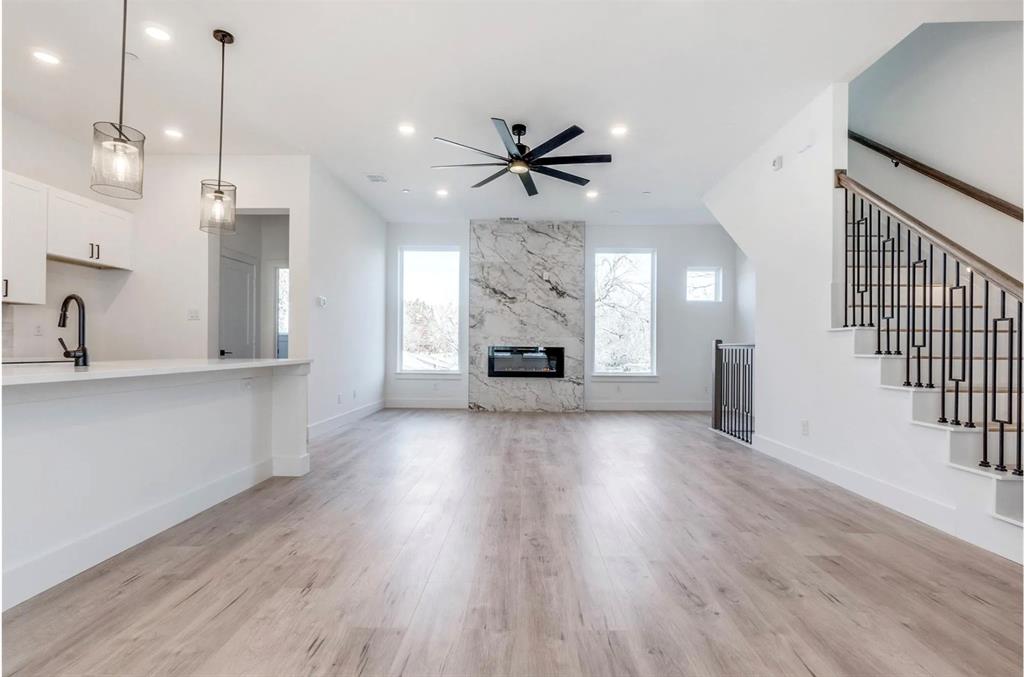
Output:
[594, 250, 655, 375]
[276, 267, 289, 358]
[400, 249, 460, 372]
[686, 267, 721, 302]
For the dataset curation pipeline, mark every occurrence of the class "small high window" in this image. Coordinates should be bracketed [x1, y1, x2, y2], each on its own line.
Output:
[686, 267, 722, 302]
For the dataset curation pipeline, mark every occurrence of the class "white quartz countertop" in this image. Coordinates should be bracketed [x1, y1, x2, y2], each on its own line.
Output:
[2, 358, 312, 386]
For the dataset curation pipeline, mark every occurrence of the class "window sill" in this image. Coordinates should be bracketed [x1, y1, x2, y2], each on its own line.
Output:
[394, 371, 464, 380]
[590, 373, 659, 382]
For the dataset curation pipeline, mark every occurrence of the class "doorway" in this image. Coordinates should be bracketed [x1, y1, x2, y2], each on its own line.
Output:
[218, 213, 290, 359]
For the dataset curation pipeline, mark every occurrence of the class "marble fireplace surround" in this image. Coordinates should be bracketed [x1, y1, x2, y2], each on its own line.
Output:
[468, 219, 584, 412]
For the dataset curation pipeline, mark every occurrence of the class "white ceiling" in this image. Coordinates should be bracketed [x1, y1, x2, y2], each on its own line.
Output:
[4, 1, 1020, 226]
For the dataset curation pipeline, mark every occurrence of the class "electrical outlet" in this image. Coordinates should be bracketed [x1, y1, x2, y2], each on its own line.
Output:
[33, 324, 43, 337]
[240, 378, 253, 391]
[186, 309, 200, 321]
[800, 419, 810, 436]
[337, 393, 343, 404]
[352, 389, 357, 400]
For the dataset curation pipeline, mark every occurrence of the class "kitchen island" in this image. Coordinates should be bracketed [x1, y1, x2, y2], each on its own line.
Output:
[2, 358, 311, 609]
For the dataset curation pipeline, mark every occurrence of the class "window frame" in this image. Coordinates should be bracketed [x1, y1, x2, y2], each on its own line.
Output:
[591, 247, 658, 379]
[396, 245, 463, 376]
[685, 266, 723, 303]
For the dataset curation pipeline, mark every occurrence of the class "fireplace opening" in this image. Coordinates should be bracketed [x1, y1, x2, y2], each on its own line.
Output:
[488, 346, 564, 378]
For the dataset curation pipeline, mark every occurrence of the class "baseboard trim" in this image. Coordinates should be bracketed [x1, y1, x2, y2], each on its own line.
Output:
[751, 433, 957, 532]
[384, 397, 468, 409]
[585, 400, 711, 412]
[2, 459, 273, 611]
[272, 454, 310, 477]
[308, 400, 383, 439]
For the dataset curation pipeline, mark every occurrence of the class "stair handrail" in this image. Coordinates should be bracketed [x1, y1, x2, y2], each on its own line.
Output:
[848, 131, 1023, 222]
[836, 170, 1023, 301]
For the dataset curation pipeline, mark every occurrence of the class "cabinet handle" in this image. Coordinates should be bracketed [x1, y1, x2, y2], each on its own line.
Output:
[96, 243, 101, 260]
[3, 279, 7, 298]
[89, 243, 95, 259]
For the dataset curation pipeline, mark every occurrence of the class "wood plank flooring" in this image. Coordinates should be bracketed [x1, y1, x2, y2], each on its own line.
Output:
[4, 410, 1022, 676]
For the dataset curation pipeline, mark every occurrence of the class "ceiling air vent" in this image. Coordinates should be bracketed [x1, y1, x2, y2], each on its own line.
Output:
[499, 217, 521, 224]
[366, 174, 388, 183]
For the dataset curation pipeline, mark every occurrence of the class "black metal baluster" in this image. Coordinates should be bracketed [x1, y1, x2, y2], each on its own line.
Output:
[965, 271, 976, 426]
[995, 291, 1010, 472]
[980, 280, 990, 467]
[844, 190, 850, 328]
[1016, 300, 1022, 476]
[867, 203, 874, 328]
[951, 262, 963, 426]
[885, 216, 893, 354]
[748, 348, 754, 444]
[938, 253, 948, 423]
[876, 206, 883, 353]
[856, 198, 863, 327]
[921, 236, 929, 385]
[904, 228, 913, 386]
[927, 244, 934, 388]
[895, 222, 902, 356]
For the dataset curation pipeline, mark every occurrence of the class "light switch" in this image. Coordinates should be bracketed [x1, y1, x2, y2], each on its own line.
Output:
[316, 296, 328, 308]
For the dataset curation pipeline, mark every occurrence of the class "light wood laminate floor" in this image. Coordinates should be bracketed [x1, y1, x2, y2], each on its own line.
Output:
[4, 411, 1022, 676]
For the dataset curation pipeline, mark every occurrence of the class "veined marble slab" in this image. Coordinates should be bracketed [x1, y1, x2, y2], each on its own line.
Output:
[469, 220, 584, 412]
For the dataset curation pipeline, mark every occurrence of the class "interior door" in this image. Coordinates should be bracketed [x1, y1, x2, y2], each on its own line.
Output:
[219, 254, 256, 358]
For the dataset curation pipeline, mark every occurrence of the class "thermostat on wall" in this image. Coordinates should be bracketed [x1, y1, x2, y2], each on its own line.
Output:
[316, 296, 328, 308]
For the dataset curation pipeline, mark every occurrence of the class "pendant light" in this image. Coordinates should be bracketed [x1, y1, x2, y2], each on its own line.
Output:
[91, 0, 145, 199]
[200, 29, 236, 234]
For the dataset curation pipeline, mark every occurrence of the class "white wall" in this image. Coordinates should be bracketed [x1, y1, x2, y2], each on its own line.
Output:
[585, 224, 739, 411]
[384, 221, 470, 409]
[849, 20, 1023, 279]
[306, 160, 387, 434]
[733, 247, 756, 343]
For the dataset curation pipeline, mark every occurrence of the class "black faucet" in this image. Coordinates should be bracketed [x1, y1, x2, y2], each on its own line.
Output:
[57, 293, 88, 367]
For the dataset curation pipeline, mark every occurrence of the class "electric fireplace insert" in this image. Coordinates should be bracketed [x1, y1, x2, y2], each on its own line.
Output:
[488, 346, 564, 378]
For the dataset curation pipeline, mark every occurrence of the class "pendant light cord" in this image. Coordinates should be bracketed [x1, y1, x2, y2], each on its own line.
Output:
[117, 0, 127, 139]
[217, 39, 225, 189]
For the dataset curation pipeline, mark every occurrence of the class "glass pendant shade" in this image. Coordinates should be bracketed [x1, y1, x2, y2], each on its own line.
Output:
[200, 179, 237, 234]
[91, 122, 145, 199]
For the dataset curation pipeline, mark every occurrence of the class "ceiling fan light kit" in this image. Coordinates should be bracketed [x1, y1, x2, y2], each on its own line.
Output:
[432, 118, 612, 196]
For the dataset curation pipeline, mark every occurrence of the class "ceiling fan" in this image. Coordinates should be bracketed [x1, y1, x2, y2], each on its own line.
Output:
[432, 118, 612, 196]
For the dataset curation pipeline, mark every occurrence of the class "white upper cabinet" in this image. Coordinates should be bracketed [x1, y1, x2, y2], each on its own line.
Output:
[46, 186, 133, 270]
[2, 173, 48, 304]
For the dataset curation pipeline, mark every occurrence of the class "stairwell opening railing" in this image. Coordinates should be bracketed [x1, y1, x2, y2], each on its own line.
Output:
[837, 169, 1024, 475]
[712, 339, 754, 444]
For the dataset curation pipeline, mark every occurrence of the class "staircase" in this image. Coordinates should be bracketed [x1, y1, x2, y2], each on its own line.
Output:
[834, 170, 1023, 560]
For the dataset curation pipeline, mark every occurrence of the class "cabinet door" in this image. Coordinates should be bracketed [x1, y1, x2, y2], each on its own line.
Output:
[2, 173, 48, 304]
[93, 205, 132, 270]
[47, 189, 96, 265]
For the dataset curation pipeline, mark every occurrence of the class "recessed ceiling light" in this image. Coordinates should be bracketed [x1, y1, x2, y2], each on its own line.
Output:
[144, 25, 172, 41]
[586, 190, 599, 199]
[398, 123, 416, 136]
[32, 50, 60, 65]
[642, 190, 652, 195]
[436, 188, 449, 197]
[163, 128, 183, 139]
[401, 188, 411, 193]
[610, 125, 628, 137]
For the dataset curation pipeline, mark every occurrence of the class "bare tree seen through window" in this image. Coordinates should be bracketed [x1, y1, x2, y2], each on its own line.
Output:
[401, 250, 460, 371]
[594, 252, 654, 373]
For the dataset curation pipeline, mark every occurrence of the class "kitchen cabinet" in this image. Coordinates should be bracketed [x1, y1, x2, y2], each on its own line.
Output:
[2, 173, 48, 304]
[47, 187, 133, 270]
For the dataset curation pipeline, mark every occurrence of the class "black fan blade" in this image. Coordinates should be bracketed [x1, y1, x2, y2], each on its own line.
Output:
[433, 137, 508, 162]
[531, 165, 589, 186]
[491, 118, 522, 158]
[472, 168, 509, 188]
[532, 154, 612, 166]
[519, 172, 538, 196]
[432, 163, 507, 169]
[525, 125, 583, 160]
